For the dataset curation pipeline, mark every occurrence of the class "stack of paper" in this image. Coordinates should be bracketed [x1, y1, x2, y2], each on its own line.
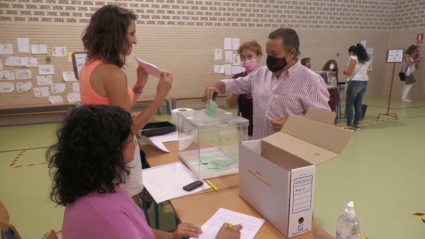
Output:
[190, 208, 265, 239]
[198, 156, 235, 174]
[142, 162, 211, 203]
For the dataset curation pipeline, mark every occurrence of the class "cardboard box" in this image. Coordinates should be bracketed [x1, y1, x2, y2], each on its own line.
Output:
[239, 108, 353, 238]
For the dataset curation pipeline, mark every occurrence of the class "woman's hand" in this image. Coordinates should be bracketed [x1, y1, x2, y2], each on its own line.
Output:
[156, 71, 173, 98]
[216, 223, 242, 239]
[137, 65, 149, 87]
[170, 222, 202, 239]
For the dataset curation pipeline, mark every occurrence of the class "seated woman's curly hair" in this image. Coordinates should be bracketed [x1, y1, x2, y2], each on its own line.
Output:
[47, 105, 133, 206]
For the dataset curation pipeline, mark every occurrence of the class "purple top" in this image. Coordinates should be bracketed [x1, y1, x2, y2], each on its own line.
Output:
[62, 188, 155, 239]
[232, 72, 253, 136]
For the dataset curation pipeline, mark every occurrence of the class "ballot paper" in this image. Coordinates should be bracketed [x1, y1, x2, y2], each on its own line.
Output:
[142, 162, 211, 203]
[140, 131, 178, 153]
[190, 208, 265, 239]
[135, 57, 163, 78]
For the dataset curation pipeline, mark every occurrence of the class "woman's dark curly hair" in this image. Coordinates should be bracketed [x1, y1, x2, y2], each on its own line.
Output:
[47, 105, 133, 206]
[82, 5, 137, 68]
[348, 44, 370, 64]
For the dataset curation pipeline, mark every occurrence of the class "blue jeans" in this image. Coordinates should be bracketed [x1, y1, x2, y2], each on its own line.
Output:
[346, 81, 368, 126]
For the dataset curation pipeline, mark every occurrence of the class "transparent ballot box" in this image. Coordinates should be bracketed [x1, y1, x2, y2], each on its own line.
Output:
[177, 108, 249, 179]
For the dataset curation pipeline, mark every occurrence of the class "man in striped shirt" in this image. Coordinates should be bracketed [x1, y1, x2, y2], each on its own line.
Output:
[203, 28, 330, 139]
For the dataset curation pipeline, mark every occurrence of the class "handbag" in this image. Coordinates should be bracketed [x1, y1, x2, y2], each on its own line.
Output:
[399, 58, 406, 81]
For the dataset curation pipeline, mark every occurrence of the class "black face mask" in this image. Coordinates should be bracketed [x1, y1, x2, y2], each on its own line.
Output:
[266, 52, 290, 73]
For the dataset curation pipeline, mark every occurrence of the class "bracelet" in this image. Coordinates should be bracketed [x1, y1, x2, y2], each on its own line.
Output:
[165, 233, 171, 239]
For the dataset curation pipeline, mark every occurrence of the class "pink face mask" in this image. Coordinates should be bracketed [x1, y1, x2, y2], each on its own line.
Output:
[242, 59, 259, 72]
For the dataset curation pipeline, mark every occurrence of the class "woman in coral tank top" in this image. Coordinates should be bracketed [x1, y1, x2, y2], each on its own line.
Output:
[79, 5, 174, 203]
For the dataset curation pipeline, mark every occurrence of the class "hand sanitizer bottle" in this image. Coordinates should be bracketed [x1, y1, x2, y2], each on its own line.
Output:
[336, 201, 360, 239]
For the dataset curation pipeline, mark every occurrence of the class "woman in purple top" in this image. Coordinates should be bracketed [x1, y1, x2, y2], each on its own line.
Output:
[226, 41, 263, 138]
[47, 105, 241, 239]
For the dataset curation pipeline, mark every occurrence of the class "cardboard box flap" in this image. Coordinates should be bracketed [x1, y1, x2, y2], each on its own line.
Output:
[262, 132, 339, 168]
[305, 108, 336, 125]
[281, 115, 353, 156]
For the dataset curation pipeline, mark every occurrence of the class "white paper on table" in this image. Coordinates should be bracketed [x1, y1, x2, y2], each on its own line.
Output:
[73, 82, 80, 92]
[214, 65, 225, 74]
[0, 59, 3, 70]
[5, 56, 21, 66]
[140, 135, 170, 153]
[366, 48, 374, 54]
[67, 92, 81, 103]
[142, 162, 211, 203]
[36, 75, 53, 85]
[15, 69, 32, 80]
[31, 44, 48, 54]
[33, 87, 50, 97]
[190, 208, 265, 239]
[225, 51, 233, 63]
[52, 83, 66, 93]
[17, 38, 30, 53]
[49, 95, 64, 104]
[0, 83, 14, 93]
[52, 46, 67, 57]
[360, 40, 366, 48]
[150, 131, 178, 143]
[224, 64, 232, 76]
[0, 71, 15, 80]
[16, 81, 32, 92]
[214, 49, 223, 61]
[0, 44, 14, 55]
[62, 71, 77, 81]
[232, 38, 240, 50]
[233, 54, 241, 65]
[231, 66, 243, 74]
[39, 65, 55, 75]
[224, 38, 232, 50]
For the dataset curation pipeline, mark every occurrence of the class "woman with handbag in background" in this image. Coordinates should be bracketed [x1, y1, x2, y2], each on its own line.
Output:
[343, 44, 371, 131]
[401, 45, 422, 102]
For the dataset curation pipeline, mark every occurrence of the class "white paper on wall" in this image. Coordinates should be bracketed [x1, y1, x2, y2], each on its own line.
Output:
[0, 83, 14, 93]
[15, 69, 32, 80]
[67, 92, 81, 103]
[52, 47, 67, 57]
[52, 83, 66, 93]
[224, 64, 232, 76]
[231, 66, 243, 74]
[214, 65, 225, 74]
[225, 51, 233, 63]
[31, 44, 48, 54]
[62, 71, 77, 82]
[27, 57, 39, 67]
[0, 44, 14, 55]
[214, 49, 223, 61]
[232, 38, 240, 50]
[39, 65, 55, 75]
[0, 59, 3, 70]
[0, 71, 15, 80]
[233, 54, 241, 66]
[49, 95, 64, 104]
[224, 38, 232, 50]
[16, 81, 32, 92]
[17, 38, 30, 53]
[73, 82, 80, 93]
[37, 75, 53, 85]
[5, 56, 21, 66]
[33, 87, 50, 97]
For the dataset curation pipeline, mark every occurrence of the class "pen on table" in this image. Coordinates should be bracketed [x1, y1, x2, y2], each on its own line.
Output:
[229, 223, 234, 230]
[206, 180, 218, 191]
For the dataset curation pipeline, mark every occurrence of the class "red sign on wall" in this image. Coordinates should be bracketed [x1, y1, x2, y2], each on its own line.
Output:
[417, 34, 424, 44]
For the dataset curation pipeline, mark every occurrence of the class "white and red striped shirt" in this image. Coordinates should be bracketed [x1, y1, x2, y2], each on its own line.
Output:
[222, 60, 330, 139]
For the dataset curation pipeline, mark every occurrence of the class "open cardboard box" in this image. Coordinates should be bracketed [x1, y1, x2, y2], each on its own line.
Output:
[239, 108, 353, 238]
